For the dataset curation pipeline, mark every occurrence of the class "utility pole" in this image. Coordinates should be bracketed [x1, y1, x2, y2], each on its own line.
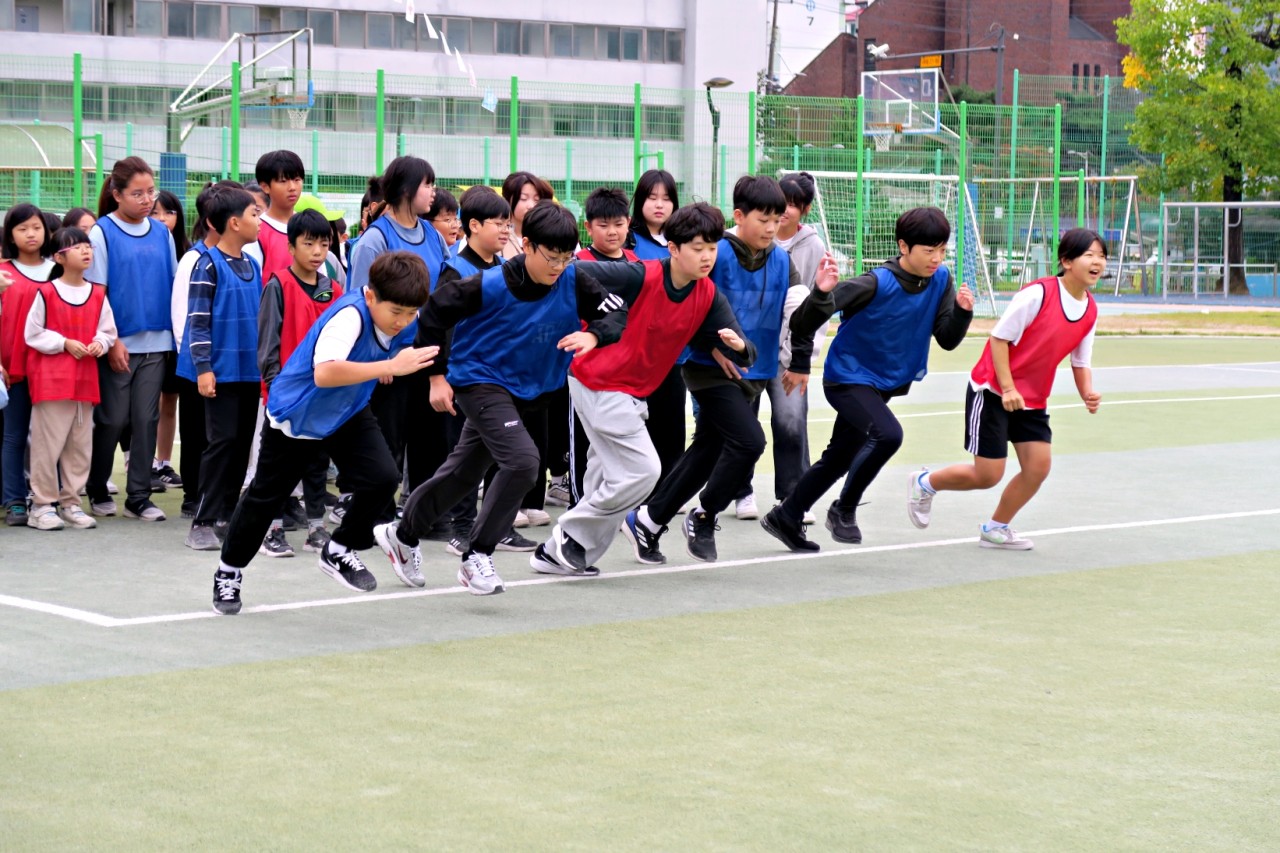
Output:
[994, 25, 1007, 105]
[766, 0, 781, 91]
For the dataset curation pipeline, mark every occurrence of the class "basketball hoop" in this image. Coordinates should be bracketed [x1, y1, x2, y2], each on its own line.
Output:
[286, 106, 309, 129]
[867, 122, 903, 152]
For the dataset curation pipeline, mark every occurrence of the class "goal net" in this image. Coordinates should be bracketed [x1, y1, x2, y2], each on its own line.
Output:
[801, 170, 999, 317]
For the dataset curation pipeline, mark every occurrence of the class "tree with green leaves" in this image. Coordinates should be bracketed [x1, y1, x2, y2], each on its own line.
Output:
[1117, 1, 1280, 292]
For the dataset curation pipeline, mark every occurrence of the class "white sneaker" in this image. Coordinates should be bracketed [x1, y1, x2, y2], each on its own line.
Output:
[907, 469, 934, 529]
[58, 505, 97, 529]
[522, 508, 551, 527]
[513, 509, 529, 528]
[106, 479, 119, 495]
[545, 474, 572, 507]
[734, 494, 759, 520]
[458, 551, 505, 595]
[979, 524, 1034, 551]
[27, 507, 65, 530]
[373, 521, 425, 588]
[90, 498, 117, 517]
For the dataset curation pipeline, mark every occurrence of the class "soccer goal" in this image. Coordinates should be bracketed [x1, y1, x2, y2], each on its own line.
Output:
[800, 170, 999, 317]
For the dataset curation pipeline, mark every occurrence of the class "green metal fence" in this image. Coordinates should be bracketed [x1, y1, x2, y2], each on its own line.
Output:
[1, 53, 1159, 297]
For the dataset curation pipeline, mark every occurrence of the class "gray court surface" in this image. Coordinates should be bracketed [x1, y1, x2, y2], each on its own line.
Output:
[2, 359, 1278, 692]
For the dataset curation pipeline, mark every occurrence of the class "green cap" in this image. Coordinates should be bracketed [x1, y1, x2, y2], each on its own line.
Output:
[294, 193, 346, 222]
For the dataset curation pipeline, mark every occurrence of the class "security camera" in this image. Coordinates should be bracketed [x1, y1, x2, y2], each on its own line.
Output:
[867, 43, 891, 58]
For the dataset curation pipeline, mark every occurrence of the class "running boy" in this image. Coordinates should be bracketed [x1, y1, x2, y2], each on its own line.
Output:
[537, 202, 756, 574]
[211, 252, 438, 614]
[254, 150, 305, 282]
[374, 201, 627, 596]
[628, 175, 819, 563]
[761, 206, 974, 552]
[179, 187, 263, 550]
[907, 229, 1103, 550]
[256, 208, 342, 558]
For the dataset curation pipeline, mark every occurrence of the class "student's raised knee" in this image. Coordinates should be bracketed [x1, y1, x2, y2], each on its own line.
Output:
[877, 422, 905, 453]
[505, 452, 542, 491]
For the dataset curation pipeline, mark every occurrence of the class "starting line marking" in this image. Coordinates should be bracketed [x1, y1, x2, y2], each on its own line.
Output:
[2, 508, 1277, 628]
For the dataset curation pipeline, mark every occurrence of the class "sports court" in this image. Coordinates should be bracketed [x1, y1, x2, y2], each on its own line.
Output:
[2, 333, 1277, 849]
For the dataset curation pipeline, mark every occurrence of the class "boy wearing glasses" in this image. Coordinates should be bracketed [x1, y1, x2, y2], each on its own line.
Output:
[254, 209, 343, 558]
[374, 201, 627, 596]
[426, 189, 462, 260]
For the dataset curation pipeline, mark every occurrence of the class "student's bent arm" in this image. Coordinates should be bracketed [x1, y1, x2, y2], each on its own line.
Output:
[932, 285, 974, 350]
[573, 267, 628, 346]
[415, 273, 485, 375]
[186, 259, 217, 376]
[788, 273, 877, 345]
[580, 260, 646, 305]
[689, 291, 757, 367]
[314, 345, 438, 387]
[1073, 365, 1101, 413]
[257, 279, 285, 387]
[989, 337, 1024, 411]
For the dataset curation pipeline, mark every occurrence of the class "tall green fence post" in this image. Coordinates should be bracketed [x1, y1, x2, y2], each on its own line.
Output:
[230, 61, 241, 182]
[657, 150, 664, 171]
[854, 95, 865, 274]
[1006, 70, 1020, 275]
[1052, 103, 1062, 242]
[957, 101, 968, 287]
[72, 53, 83, 207]
[747, 90, 757, 175]
[374, 69, 385, 174]
[1098, 75, 1111, 235]
[565, 138, 573, 202]
[632, 83, 642, 184]
[483, 137, 491, 186]
[94, 134, 104, 198]
[792, 144, 799, 171]
[508, 76, 519, 173]
[31, 170, 41, 207]
[310, 130, 319, 193]
[220, 126, 229, 180]
[396, 133, 406, 157]
[125, 123, 134, 157]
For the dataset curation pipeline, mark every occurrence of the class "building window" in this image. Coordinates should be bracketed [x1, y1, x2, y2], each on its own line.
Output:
[495, 20, 519, 55]
[666, 31, 684, 63]
[598, 27, 620, 60]
[647, 30, 665, 62]
[14, 3, 36, 31]
[445, 18, 469, 51]
[550, 24, 571, 57]
[66, 0, 97, 33]
[622, 29, 642, 61]
[573, 25, 595, 59]
[366, 13, 392, 49]
[470, 19, 493, 54]
[309, 10, 335, 46]
[167, 2, 192, 37]
[338, 11, 363, 48]
[227, 5, 254, 36]
[394, 14, 415, 49]
[419, 16, 443, 53]
[1094, 64, 1101, 79]
[281, 9, 305, 32]
[522, 22, 544, 56]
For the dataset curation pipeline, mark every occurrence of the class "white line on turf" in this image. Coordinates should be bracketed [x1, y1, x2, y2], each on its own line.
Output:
[3, 508, 1276, 627]
[803, 393, 1280, 424]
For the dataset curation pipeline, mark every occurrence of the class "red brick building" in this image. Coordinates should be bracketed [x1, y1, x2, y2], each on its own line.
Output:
[784, 0, 1130, 102]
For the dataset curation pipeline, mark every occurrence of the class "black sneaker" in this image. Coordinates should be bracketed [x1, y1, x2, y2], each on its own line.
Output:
[327, 493, 351, 525]
[259, 527, 295, 558]
[212, 569, 243, 615]
[683, 508, 719, 562]
[445, 535, 471, 557]
[318, 543, 378, 592]
[213, 520, 230, 543]
[123, 498, 166, 522]
[620, 509, 666, 564]
[548, 525, 588, 572]
[303, 525, 330, 553]
[761, 506, 821, 553]
[529, 542, 599, 576]
[826, 502, 862, 544]
[154, 463, 183, 489]
[180, 500, 198, 519]
[496, 529, 537, 552]
[281, 496, 306, 532]
[6, 503, 29, 527]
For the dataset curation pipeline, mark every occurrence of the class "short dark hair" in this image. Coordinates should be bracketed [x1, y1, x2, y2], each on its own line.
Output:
[779, 172, 817, 210]
[367, 250, 430, 307]
[379, 156, 436, 215]
[2, 203, 50, 260]
[192, 179, 244, 243]
[895, 207, 950, 249]
[48, 226, 91, 282]
[61, 207, 95, 229]
[41, 212, 62, 242]
[255, 149, 305, 185]
[288, 209, 332, 245]
[521, 201, 578, 254]
[501, 171, 555, 213]
[426, 188, 458, 220]
[585, 187, 630, 223]
[458, 185, 510, 237]
[206, 187, 256, 234]
[630, 169, 680, 233]
[732, 175, 786, 216]
[1058, 228, 1108, 263]
[664, 202, 725, 247]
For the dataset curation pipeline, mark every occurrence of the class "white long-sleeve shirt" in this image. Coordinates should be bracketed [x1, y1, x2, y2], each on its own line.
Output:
[24, 279, 118, 354]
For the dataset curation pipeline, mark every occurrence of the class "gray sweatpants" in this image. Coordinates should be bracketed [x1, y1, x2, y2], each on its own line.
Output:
[557, 377, 661, 567]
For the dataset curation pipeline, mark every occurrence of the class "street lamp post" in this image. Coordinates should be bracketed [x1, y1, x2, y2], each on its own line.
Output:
[704, 77, 733, 205]
[1068, 150, 1090, 227]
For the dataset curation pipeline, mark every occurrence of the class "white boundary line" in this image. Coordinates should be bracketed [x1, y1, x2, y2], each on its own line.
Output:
[2, 508, 1277, 628]
[906, 361, 1280, 377]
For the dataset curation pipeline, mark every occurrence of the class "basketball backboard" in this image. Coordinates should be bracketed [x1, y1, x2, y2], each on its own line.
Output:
[860, 68, 940, 136]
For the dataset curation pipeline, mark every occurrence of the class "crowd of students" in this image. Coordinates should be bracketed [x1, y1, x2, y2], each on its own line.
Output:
[0, 149, 1105, 616]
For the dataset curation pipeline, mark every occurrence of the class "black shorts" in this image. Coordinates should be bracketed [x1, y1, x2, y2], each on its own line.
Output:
[160, 350, 182, 395]
[964, 386, 1052, 459]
